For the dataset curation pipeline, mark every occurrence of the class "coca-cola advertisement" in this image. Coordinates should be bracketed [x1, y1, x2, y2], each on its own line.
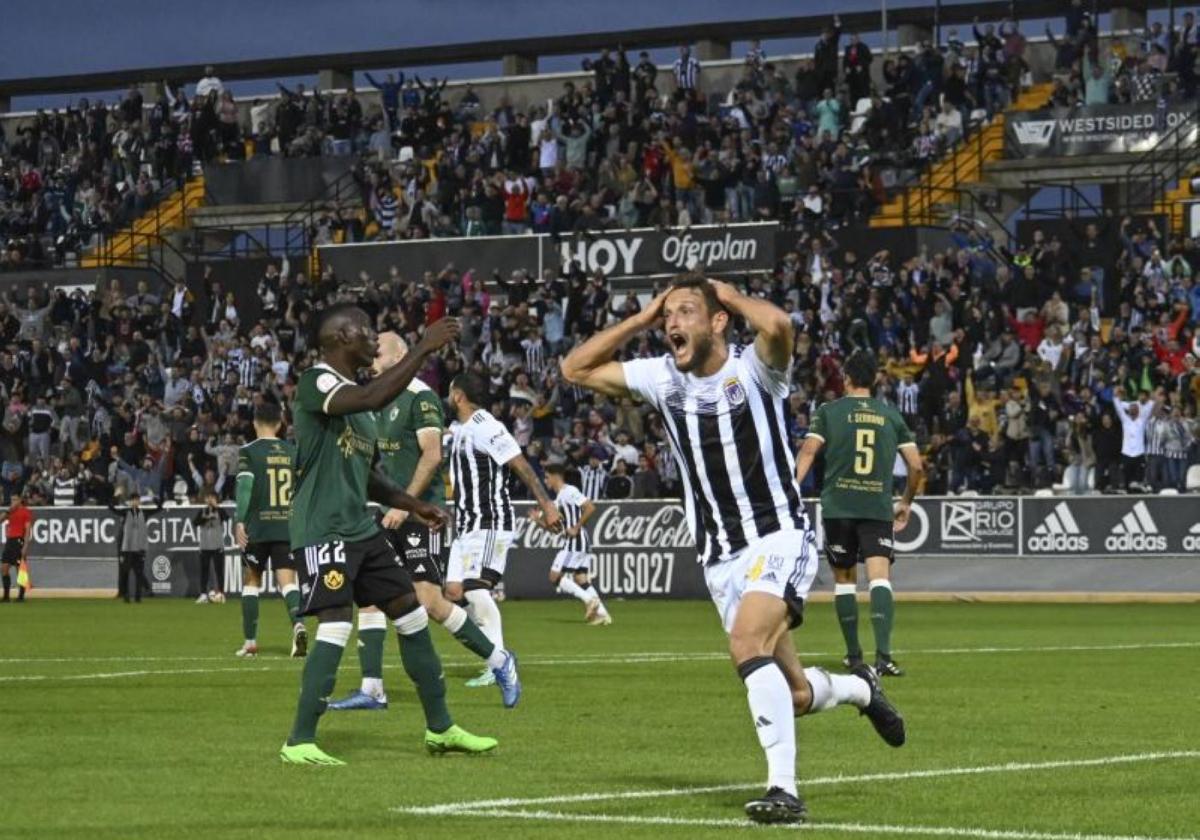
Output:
[507, 501, 708, 599]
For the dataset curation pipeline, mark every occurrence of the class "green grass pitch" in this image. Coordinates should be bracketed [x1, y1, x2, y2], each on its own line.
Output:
[5, 598, 1199, 839]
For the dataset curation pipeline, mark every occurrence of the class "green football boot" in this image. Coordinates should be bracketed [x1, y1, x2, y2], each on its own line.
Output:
[424, 724, 498, 756]
[280, 742, 346, 766]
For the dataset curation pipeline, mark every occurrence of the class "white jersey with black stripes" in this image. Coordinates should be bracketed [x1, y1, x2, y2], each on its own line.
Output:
[621, 343, 810, 565]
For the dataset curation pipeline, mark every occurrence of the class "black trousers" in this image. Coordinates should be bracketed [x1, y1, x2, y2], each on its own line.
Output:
[119, 552, 150, 602]
[199, 549, 223, 593]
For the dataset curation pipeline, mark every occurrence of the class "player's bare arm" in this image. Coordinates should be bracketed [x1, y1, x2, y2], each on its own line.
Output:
[367, 469, 449, 531]
[794, 435, 824, 486]
[326, 318, 460, 415]
[560, 288, 669, 397]
[508, 455, 563, 531]
[709, 279, 794, 369]
[382, 427, 442, 529]
[894, 445, 924, 531]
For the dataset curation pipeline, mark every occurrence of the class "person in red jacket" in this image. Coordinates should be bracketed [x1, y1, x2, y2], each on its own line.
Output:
[1152, 302, 1191, 376]
[0, 494, 34, 603]
[1007, 309, 1045, 352]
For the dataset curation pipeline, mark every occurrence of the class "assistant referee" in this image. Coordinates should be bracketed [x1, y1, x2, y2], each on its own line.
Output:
[0, 493, 34, 602]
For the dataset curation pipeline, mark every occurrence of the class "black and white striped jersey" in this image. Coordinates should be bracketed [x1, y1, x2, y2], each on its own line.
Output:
[579, 464, 608, 501]
[555, 483, 591, 553]
[449, 409, 521, 534]
[622, 344, 809, 565]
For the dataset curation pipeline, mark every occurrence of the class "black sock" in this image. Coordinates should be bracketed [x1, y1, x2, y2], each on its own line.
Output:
[2, 574, 9, 599]
[16, 586, 24, 601]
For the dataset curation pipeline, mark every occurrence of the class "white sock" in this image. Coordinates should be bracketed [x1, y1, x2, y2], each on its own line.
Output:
[464, 589, 505, 650]
[556, 576, 590, 603]
[358, 610, 389, 631]
[360, 677, 385, 699]
[804, 666, 870, 712]
[581, 584, 607, 614]
[743, 661, 797, 796]
[443, 604, 507, 669]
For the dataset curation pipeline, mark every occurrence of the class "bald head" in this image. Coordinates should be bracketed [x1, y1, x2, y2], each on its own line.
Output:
[316, 303, 367, 351]
[371, 331, 408, 376]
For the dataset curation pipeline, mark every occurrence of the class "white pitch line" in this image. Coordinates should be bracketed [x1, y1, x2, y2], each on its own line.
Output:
[0, 665, 285, 682]
[434, 808, 1196, 840]
[2, 640, 1196, 668]
[2, 641, 1198, 681]
[394, 751, 1200, 815]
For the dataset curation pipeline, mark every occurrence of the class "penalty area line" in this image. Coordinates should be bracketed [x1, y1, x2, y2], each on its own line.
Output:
[392, 751, 1200, 814]
[427, 808, 1197, 840]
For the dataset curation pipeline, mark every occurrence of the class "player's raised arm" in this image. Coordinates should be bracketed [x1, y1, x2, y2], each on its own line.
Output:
[324, 315, 460, 416]
[366, 468, 449, 530]
[560, 289, 668, 397]
[709, 279, 794, 370]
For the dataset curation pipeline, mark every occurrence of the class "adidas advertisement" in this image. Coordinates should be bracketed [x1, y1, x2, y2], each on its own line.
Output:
[1026, 500, 1091, 553]
[1006, 99, 1200, 158]
[1023, 497, 1196, 557]
[1105, 501, 1168, 553]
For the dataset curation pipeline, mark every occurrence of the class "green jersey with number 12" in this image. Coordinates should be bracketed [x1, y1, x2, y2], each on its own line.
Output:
[236, 437, 296, 543]
[809, 396, 914, 522]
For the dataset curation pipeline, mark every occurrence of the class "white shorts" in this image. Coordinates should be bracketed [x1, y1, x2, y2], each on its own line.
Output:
[703, 529, 819, 634]
[447, 529, 515, 584]
[550, 549, 592, 574]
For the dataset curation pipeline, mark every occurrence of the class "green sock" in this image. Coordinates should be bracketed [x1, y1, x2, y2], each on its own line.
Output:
[452, 616, 495, 660]
[287, 639, 345, 745]
[834, 589, 862, 659]
[241, 590, 259, 641]
[397, 626, 452, 733]
[283, 587, 302, 625]
[870, 582, 895, 658]
[359, 628, 387, 679]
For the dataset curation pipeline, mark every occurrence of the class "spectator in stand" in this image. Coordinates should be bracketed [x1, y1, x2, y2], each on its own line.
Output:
[195, 66, 223, 99]
[843, 33, 873, 103]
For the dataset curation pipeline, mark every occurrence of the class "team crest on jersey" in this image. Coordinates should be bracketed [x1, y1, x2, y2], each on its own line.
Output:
[406, 532, 421, 547]
[389, 407, 400, 421]
[323, 569, 345, 591]
[723, 377, 746, 407]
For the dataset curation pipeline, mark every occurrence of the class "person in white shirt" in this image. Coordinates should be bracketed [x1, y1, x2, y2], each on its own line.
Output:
[935, 100, 964, 146]
[196, 66, 224, 99]
[1112, 387, 1155, 491]
[1036, 325, 1065, 371]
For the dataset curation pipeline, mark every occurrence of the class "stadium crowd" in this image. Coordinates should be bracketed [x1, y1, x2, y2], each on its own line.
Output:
[2, 202, 1200, 508]
[3, 8, 1052, 271]
[3, 9, 1200, 507]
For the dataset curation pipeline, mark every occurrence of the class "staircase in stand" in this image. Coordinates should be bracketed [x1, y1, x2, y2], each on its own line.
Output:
[81, 177, 206, 268]
[870, 83, 1055, 228]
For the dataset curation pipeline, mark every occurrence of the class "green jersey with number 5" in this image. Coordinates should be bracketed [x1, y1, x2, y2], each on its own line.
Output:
[236, 437, 297, 543]
[809, 396, 914, 521]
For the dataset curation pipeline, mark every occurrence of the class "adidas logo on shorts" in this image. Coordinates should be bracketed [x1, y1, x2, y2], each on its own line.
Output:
[1027, 502, 1089, 552]
[1105, 502, 1166, 552]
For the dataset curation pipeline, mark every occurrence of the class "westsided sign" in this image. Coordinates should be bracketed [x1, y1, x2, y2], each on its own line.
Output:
[1007, 99, 1200, 158]
[556, 223, 776, 277]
